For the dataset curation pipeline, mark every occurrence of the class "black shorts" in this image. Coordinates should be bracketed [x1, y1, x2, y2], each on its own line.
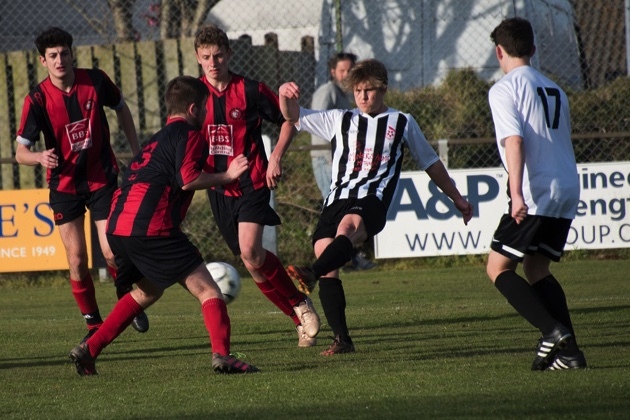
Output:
[490, 214, 573, 262]
[49, 182, 117, 225]
[208, 187, 281, 255]
[313, 195, 387, 245]
[107, 232, 204, 291]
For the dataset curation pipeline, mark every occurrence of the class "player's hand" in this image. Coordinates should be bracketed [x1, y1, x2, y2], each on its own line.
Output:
[225, 154, 248, 182]
[39, 148, 59, 169]
[279, 82, 300, 100]
[510, 196, 528, 224]
[266, 155, 283, 190]
[455, 198, 474, 226]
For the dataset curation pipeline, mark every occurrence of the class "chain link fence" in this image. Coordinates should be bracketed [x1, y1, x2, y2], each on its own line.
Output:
[1, 0, 629, 270]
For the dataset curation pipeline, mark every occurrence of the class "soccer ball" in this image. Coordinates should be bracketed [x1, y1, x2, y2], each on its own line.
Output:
[206, 262, 241, 304]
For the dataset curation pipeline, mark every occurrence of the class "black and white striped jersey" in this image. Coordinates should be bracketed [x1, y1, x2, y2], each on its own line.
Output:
[297, 107, 439, 209]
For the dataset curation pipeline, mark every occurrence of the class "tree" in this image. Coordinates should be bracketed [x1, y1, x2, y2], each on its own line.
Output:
[107, 0, 223, 41]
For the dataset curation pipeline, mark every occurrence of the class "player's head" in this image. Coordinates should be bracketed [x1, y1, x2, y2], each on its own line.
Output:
[35, 27, 74, 81]
[344, 59, 388, 92]
[344, 59, 388, 115]
[194, 25, 232, 83]
[328, 52, 358, 84]
[194, 24, 231, 52]
[35, 27, 73, 56]
[490, 17, 535, 58]
[165, 76, 209, 129]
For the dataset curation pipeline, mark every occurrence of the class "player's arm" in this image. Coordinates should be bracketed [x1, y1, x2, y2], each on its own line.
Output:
[266, 121, 296, 189]
[182, 154, 248, 191]
[504, 134, 527, 224]
[15, 142, 58, 168]
[115, 99, 141, 155]
[278, 82, 301, 123]
[424, 160, 473, 225]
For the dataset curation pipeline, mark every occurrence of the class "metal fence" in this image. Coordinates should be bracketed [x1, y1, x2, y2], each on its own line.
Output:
[1, 0, 629, 269]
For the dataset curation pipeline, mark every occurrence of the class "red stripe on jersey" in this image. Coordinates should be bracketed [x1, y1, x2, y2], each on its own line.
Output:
[17, 68, 121, 194]
[107, 119, 205, 237]
[200, 74, 284, 196]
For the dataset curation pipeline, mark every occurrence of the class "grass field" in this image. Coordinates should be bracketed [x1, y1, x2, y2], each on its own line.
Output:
[1, 259, 629, 419]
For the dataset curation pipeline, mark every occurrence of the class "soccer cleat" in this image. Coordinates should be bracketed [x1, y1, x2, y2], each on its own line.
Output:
[293, 297, 320, 338]
[531, 325, 573, 371]
[287, 265, 318, 295]
[69, 343, 98, 376]
[320, 335, 355, 356]
[296, 325, 317, 347]
[212, 353, 260, 374]
[349, 252, 377, 271]
[80, 327, 98, 344]
[130, 312, 150, 333]
[547, 350, 588, 370]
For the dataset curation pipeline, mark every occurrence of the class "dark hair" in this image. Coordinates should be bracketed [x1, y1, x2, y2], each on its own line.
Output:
[35, 27, 73, 56]
[327, 52, 358, 79]
[165, 76, 209, 115]
[343, 59, 388, 91]
[194, 24, 231, 52]
[490, 17, 535, 58]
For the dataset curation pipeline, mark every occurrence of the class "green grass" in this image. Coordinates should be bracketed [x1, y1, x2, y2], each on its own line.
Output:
[1, 259, 629, 419]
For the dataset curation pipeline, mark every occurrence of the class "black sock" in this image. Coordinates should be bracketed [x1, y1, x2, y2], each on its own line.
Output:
[494, 271, 558, 335]
[318, 277, 351, 342]
[312, 235, 354, 278]
[533, 275, 579, 353]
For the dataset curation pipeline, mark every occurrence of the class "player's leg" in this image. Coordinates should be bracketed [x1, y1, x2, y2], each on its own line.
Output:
[93, 219, 149, 333]
[487, 214, 573, 369]
[239, 221, 320, 340]
[181, 263, 259, 374]
[57, 215, 104, 335]
[69, 277, 160, 376]
[69, 235, 157, 376]
[313, 237, 355, 355]
[523, 219, 586, 369]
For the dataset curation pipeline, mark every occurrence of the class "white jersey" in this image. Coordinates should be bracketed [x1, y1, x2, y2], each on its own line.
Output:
[297, 107, 439, 208]
[489, 65, 579, 219]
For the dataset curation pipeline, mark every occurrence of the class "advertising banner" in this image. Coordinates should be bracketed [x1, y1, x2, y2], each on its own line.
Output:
[374, 162, 630, 258]
[0, 189, 92, 272]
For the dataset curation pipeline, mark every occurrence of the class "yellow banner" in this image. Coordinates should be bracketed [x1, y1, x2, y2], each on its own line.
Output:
[0, 189, 92, 272]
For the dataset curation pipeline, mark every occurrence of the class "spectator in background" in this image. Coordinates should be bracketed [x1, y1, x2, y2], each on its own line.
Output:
[14, 27, 148, 341]
[311, 52, 376, 271]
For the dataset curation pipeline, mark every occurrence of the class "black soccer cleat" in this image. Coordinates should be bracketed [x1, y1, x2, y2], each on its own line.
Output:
[69, 343, 98, 376]
[547, 350, 588, 370]
[531, 325, 573, 371]
[212, 353, 260, 374]
[130, 312, 149, 333]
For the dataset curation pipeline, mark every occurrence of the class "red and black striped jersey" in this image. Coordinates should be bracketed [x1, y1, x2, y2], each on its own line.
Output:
[200, 73, 284, 196]
[16, 68, 122, 194]
[107, 117, 207, 237]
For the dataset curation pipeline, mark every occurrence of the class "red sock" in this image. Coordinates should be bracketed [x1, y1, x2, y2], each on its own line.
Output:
[70, 273, 102, 327]
[255, 280, 300, 326]
[202, 298, 230, 356]
[86, 293, 142, 358]
[258, 251, 304, 307]
[107, 265, 117, 280]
